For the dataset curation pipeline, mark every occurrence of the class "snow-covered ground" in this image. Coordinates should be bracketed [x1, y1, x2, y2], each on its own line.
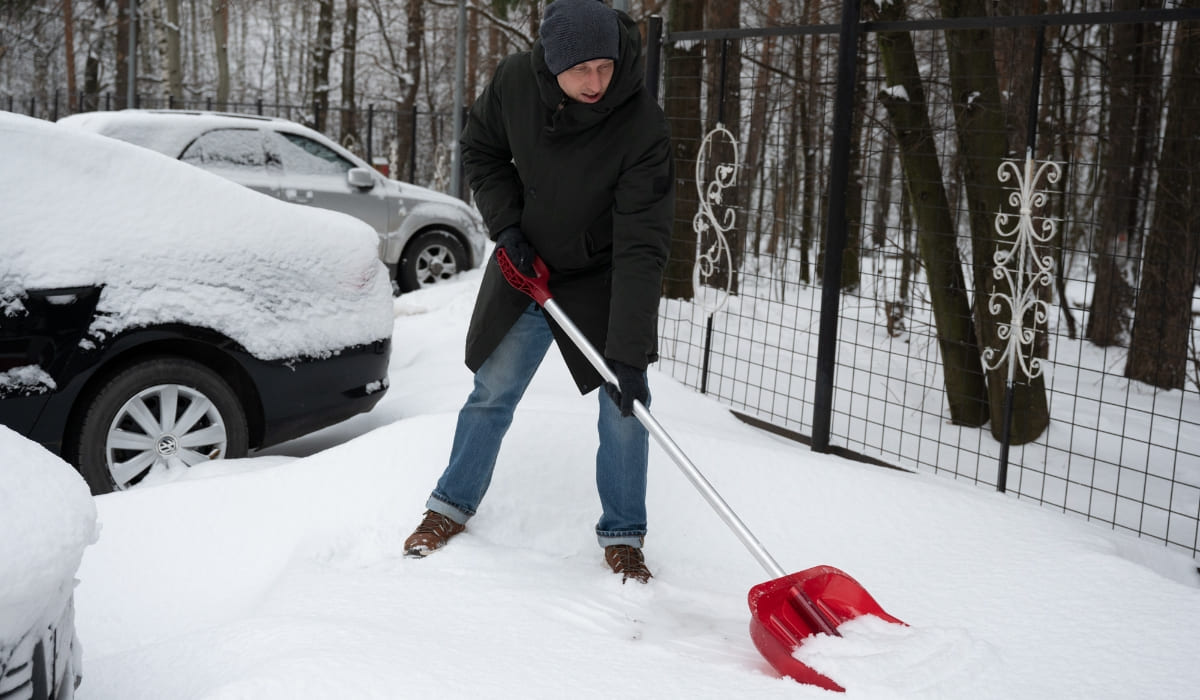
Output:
[65, 270, 1200, 699]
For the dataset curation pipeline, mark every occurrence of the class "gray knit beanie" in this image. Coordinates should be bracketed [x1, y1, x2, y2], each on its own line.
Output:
[541, 0, 620, 75]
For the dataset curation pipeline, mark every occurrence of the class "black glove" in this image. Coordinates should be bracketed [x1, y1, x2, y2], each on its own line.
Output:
[605, 360, 648, 418]
[494, 226, 536, 276]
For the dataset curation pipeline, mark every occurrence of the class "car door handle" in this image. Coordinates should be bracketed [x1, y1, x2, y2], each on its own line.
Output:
[284, 188, 313, 203]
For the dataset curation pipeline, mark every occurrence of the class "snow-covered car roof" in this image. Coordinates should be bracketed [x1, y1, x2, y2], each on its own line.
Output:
[57, 109, 327, 159]
[0, 112, 393, 360]
[0, 424, 96, 647]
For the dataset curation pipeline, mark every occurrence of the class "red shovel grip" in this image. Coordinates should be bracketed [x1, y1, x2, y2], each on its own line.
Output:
[496, 248, 552, 306]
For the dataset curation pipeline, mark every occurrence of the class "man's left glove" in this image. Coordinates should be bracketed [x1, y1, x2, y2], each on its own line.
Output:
[494, 226, 536, 277]
[605, 360, 648, 418]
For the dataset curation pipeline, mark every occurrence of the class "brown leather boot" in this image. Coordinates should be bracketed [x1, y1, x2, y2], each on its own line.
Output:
[404, 510, 465, 557]
[604, 545, 652, 583]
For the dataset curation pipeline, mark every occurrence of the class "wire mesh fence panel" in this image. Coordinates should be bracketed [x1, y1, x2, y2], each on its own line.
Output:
[657, 9, 1200, 558]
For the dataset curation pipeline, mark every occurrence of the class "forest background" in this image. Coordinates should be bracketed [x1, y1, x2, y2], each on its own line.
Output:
[3, 0, 1200, 561]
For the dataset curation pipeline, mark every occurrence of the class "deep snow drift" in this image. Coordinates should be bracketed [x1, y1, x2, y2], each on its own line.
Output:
[61, 272, 1200, 699]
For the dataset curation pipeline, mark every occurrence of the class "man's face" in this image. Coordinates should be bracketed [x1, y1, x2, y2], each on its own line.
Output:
[556, 58, 615, 104]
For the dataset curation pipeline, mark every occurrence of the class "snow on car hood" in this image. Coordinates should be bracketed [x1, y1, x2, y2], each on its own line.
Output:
[0, 425, 97, 646]
[1, 113, 393, 360]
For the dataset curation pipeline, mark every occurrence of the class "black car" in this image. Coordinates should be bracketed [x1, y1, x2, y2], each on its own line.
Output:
[1, 112, 395, 494]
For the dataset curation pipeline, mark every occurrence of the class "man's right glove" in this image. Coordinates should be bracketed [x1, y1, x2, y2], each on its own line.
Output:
[495, 226, 536, 276]
[605, 360, 648, 418]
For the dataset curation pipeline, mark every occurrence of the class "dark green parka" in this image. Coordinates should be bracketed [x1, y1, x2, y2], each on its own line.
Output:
[460, 11, 674, 395]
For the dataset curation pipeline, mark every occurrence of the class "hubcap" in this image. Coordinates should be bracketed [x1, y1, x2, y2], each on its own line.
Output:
[105, 383, 228, 489]
[416, 245, 458, 287]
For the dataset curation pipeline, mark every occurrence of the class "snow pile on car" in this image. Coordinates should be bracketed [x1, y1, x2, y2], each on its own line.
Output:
[0, 112, 394, 361]
[0, 425, 97, 648]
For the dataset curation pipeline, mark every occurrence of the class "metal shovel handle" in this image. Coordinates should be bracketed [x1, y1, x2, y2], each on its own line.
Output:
[496, 249, 788, 579]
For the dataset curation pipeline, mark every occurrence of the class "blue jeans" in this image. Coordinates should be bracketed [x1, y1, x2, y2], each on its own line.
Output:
[427, 303, 650, 548]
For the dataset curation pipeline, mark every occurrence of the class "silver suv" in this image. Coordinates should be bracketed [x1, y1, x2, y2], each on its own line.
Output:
[59, 109, 488, 294]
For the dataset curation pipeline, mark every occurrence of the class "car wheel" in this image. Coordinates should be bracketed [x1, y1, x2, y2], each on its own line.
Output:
[72, 357, 249, 494]
[397, 229, 467, 293]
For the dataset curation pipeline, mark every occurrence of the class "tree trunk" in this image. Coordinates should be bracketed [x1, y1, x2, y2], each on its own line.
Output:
[396, 0, 423, 181]
[661, 0, 706, 301]
[744, 0, 780, 260]
[340, 0, 360, 152]
[797, 0, 822, 286]
[147, 0, 181, 104]
[1087, 0, 1143, 347]
[164, 0, 183, 102]
[939, 0, 1048, 443]
[843, 29, 869, 292]
[81, 1, 106, 112]
[701, 2, 741, 295]
[212, 0, 230, 106]
[1125, 9, 1200, 389]
[310, 0, 334, 130]
[116, 0, 130, 108]
[872, 0, 990, 427]
[63, 0, 77, 111]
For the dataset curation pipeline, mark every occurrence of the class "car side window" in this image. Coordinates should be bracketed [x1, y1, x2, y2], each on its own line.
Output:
[180, 128, 268, 173]
[268, 132, 354, 176]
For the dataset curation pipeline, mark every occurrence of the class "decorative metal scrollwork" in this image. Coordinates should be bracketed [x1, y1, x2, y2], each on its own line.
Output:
[983, 154, 1062, 383]
[691, 123, 740, 315]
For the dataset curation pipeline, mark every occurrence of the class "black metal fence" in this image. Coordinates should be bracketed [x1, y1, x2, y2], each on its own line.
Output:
[649, 6, 1200, 559]
[9, 6, 1200, 561]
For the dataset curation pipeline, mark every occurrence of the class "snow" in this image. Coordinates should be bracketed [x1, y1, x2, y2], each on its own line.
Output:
[0, 425, 97, 647]
[4, 109, 1199, 699]
[58, 270, 1200, 699]
[2, 112, 393, 361]
[880, 84, 909, 102]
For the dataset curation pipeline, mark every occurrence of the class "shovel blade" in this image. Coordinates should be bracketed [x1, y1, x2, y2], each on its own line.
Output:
[748, 565, 904, 691]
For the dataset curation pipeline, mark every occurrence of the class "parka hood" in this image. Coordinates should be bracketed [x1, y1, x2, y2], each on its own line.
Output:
[530, 10, 646, 134]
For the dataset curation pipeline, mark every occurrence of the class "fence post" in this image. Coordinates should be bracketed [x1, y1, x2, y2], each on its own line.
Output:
[990, 24, 1053, 493]
[645, 15, 663, 100]
[811, 0, 863, 454]
[366, 103, 374, 163]
[410, 104, 418, 183]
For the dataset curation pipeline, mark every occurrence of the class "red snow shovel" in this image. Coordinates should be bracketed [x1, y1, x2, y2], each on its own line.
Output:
[497, 251, 905, 692]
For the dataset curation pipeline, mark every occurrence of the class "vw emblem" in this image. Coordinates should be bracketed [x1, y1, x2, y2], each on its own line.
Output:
[156, 434, 179, 457]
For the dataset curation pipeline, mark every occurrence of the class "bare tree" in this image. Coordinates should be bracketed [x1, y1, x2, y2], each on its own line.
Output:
[340, 0, 360, 152]
[63, 0, 77, 110]
[942, 0, 1049, 442]
[146, 0, 182, 103]
[115, 0, 130, 107]
[870, 0, 990, 426]
[661, 0, 706, 300]
[212, 0, 229, 105]
[1086, 0, 1145, 347]
[1126, 10, 1200, 389]
[310, 0, 333, 129]
[700, 2, 741, 294]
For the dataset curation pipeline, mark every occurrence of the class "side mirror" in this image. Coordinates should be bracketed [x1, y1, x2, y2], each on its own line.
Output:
[347, 167, 375, 190]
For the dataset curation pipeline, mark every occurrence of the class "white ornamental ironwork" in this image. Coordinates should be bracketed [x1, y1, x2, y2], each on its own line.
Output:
[692, 123, 740, 315]
[982, 154, 1062, 385]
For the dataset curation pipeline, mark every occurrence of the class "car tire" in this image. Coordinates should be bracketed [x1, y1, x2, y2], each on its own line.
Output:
[71, 357, 249, 494]
[397, 229, 467, 293]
